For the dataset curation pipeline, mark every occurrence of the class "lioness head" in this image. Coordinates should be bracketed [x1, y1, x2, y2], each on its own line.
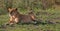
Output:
[7, 7, 17, 16]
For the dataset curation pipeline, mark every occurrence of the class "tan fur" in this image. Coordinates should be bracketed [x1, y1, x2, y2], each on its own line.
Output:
[6, 7, 36, 25]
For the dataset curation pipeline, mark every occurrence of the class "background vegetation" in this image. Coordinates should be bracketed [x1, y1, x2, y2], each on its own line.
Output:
[0, 0, 60, 31]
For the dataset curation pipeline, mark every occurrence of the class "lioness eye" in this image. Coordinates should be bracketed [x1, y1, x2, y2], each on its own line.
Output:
[10, 12, 12, 14]
[10, 11, 14, 14]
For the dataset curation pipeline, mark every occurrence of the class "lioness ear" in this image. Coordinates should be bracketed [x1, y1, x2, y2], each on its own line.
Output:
[7, 7, 12, 12]
[14, 8, 17, 11]
[15, 8, 17, 10]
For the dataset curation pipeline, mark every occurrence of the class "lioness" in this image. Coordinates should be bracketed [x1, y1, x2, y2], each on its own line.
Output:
[6, 7, 36, 25]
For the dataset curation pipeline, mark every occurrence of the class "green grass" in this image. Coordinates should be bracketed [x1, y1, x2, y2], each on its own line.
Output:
[0, 9, 60, 31]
